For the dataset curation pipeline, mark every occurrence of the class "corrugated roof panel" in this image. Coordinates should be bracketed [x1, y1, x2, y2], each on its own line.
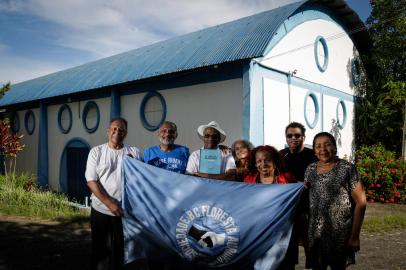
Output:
[0, 0, 369, 107]
[0, 2, 305, 106]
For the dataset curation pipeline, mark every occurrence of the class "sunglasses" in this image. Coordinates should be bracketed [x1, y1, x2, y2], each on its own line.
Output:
[286, 133, 302, 139]
[204, 134, 219, 139]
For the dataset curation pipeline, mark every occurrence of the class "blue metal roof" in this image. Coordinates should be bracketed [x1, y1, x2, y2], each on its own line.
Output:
[0, 0, 367, 107]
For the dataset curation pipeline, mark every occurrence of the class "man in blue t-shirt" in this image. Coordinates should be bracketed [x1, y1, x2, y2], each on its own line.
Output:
[144, 121, 189, 174]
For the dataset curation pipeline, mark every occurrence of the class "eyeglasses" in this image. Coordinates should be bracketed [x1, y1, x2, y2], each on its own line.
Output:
[286, 133, 302, 139]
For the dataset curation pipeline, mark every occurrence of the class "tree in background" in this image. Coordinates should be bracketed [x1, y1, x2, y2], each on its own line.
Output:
[0, 120, 25, 179]
[0, 82, 10, 98]
[356, 0, 405, 155]
[0, 82, 25, 179]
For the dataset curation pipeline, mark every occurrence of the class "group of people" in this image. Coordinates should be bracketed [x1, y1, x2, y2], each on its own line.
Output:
[85, 117, 367, 270]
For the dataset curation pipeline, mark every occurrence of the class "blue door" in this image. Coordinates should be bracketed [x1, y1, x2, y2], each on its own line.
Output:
[67, 147, 90, 204]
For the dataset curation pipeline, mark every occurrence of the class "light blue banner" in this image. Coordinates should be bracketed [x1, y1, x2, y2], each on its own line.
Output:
[122, 157, 304, 269]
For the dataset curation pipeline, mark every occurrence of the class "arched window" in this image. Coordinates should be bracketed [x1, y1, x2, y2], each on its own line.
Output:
[304, 92, 320, 129]
[351, 58, 361, 86]
[82, 101, 100, 133]
[140, 91, 167, 131]
[10, 112, 20, 133]
[336, 100, 347, 129]
[58, 104, 73, 134]
[314, 36, 329, 72]
[24, 110, 36, 135]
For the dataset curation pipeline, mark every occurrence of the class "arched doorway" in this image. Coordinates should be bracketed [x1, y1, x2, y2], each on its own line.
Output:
[60, 138, 91, 204]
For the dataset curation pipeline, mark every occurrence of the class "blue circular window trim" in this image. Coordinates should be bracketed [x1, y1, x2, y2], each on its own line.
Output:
[140, 91, 167, 131]
[304, 92, 320, 129]
[9, 112, 20, 133]
[314, 36, 329, 72]
[24, 110, 36, 135]
[336, 100, 347, 129]
[82, 101, 100, 134]
[58, 104, 73, 134]
[351, 58, 361, 86]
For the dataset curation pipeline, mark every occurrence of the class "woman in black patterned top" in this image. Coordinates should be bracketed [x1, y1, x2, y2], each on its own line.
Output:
[305, 132, 366, 270]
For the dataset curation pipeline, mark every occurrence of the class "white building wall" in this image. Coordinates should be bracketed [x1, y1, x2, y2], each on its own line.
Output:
[323, 95, 355, 157]
[48, 98, 110, 190]
[263, 77, 289, 148]
[289, 84, 323, 144]
[262, 77, 323, 150]
[14, 79, 242, 192]
[123, 79, 243, 153]
[14, 109, 39, 175]
[257, 17, 359, 158]
[262, 19, 359, 95]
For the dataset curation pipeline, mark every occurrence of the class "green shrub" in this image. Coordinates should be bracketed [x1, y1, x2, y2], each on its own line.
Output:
[356, 144, 406, 203]
[0, 172, 37, 190]
[0, 173, 89, 220]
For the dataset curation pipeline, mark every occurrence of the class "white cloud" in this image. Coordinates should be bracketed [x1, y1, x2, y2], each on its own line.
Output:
[0, 43, 8, 52]
[0, 0, 22, 12]
[0, 52, 70, 84]
[1, 0, 300, 82]
[5, 0, 299, 57]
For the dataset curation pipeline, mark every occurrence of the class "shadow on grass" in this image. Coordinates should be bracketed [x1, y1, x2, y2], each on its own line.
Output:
[0, 219, 91, 270]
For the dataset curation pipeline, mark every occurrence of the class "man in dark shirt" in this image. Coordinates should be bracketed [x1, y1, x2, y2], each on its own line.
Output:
[279, 122, 317, 181]
[279, 122, 317, 270]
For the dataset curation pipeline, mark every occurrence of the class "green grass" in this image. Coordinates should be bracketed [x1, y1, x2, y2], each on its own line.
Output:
[0, 173, 89, 222]
[362, 202, 406, 233]
[363, 214, 406, 233]
[1, 174, 406, 232]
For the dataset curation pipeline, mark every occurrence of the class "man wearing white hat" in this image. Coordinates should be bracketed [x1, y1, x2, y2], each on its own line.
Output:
[186, 121, 236, 180]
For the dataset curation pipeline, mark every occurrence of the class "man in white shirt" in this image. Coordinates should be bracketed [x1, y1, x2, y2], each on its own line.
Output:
[186, 121, 236, 180]
[86, 117, 142, 270]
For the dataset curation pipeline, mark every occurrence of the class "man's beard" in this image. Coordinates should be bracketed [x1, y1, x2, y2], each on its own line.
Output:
[290, 142, 303, 153]
[160, 137, 175, 145]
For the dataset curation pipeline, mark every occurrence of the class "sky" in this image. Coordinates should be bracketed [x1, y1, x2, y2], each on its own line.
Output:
[0, 0, 372, 85]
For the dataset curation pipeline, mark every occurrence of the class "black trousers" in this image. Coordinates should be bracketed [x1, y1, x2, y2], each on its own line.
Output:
[91, 208, 124, 270]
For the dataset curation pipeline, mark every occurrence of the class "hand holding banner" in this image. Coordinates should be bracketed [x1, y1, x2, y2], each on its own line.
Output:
[122, 158, 304, 269]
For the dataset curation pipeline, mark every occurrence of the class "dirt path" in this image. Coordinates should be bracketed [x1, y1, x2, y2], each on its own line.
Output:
[1, 203, 405, 270]
[296, 230, 406, 270]
[296, 203, 406, 270]
[0, 216, 91, 270]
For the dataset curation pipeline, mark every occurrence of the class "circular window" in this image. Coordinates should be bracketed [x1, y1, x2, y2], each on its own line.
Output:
[314, 36, 329, 72]
[24, 110, 35, 135]
[58, 104, 73, 134]
[10, 112, 20, 133]
[336, 100, 347, 129]
[140, 91, 167, 131]
[351, 58, 361, 86]
[82, 101, 100, 133]
[304, 93, 319, 129]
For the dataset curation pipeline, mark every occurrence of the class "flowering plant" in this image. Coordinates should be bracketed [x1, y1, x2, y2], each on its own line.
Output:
[0, 119, 25, 179]
[356, 144, 405, 203]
